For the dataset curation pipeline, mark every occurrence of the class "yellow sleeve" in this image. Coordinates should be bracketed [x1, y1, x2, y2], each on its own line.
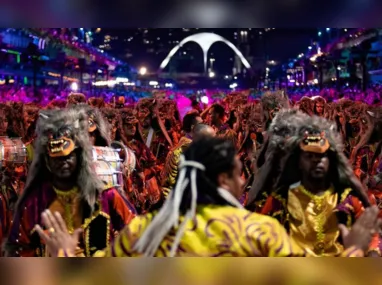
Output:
[249, 215, 305, 257]
[106, 215, 151, 257]
[161, 147, 182, 189]
[339, 246, 364, 257]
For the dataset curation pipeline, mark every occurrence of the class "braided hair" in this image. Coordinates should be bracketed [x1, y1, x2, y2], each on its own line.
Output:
[134, 137, 242, 257]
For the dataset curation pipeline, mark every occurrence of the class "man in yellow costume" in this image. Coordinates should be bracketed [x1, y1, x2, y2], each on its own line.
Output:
[3, 108, 136, 257]
[259, 114, 380, 257]
[36, 137, 380, 257]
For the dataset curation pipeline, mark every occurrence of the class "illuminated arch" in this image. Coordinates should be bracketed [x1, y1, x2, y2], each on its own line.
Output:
[159, 32, 251, 72]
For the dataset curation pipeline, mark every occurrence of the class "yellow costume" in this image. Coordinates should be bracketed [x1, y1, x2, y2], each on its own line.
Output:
[161, 136, 192, 198]
[287, 184, 343, 257]
[59, 205, 363, 257]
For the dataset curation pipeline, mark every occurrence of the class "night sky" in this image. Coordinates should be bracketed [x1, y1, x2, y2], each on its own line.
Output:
[93, 29, 342, 73]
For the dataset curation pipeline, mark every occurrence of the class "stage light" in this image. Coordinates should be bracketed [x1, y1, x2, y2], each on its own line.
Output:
[149, 81, 158, 86]
[201, 96, 209, 104]
[209, 71, 215, 78]
[308, 46, 312, 50]
[71, 82, 78, 91]
[318, 31, 322, 36]
[116, 77, 129, 83]
[139, 67, 147, 75]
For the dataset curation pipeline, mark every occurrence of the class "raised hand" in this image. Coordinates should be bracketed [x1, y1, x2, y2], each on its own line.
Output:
[339, 206, 381, 252]
[34, 210, 82, 257]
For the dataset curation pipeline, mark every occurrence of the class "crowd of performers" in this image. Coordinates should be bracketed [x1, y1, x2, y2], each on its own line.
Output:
[0, 90, 381, 257]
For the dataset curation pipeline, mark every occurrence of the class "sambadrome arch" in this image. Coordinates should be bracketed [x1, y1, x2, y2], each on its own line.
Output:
[159, 32, 251, 73]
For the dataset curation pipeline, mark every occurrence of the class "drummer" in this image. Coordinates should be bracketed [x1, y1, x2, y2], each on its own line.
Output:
[119, 107, 160, 214]
[4, 108, 136, 257]
[0, 104, 28, 252]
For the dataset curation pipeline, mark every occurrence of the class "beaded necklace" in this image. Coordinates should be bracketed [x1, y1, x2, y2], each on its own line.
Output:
[298, 185, 334, 255]
[53, 186, 79, 234]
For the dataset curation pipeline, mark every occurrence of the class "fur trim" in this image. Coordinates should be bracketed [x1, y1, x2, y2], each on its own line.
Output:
[261, 91, 290, 129]
[87, 97, 105, 109]
[247, 109, 309, 206]
[70, 104, 111, 147]
[101, 107, 124, 143]
[66, 93, 86, 106]
[46, 99, 67, 110]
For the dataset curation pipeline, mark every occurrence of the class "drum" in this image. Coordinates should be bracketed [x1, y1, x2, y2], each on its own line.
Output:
[111, 141, 136, 175]
[0, 137, 27, 165]
[10, 138, 27, 164]
[93, 160, 122, 190]
[92, 147, 121, 171]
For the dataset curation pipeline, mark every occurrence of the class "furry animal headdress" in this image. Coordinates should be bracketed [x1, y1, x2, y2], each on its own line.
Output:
[120, 106, 139, 125]
[349, 105, 382, 166]
[297, 96, 313, 115]
[101, 107, 123, 141]
[247, 109, 309, 207]
[87, 97, 106, 109]
[21, 103, 40, 143]
[69, 104, 111, 147]
[46, 99, 67, 110]
[261, 90, 290, 129]
[16, 108, 104, 211]
[67, 93, 86, 107]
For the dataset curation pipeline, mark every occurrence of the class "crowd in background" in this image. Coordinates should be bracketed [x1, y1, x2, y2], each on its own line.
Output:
[0, 86, 381, 257]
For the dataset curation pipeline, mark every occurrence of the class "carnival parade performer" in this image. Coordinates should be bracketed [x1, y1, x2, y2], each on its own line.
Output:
[161, 112, 204, 195]
[161, 122, 215, 199]
[208, 103, 237, 148]
[246, 109, 311, 213]
[118, 107, 160, 213]
[258, 114, 380, 256]
[3, 108, 136, 257]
